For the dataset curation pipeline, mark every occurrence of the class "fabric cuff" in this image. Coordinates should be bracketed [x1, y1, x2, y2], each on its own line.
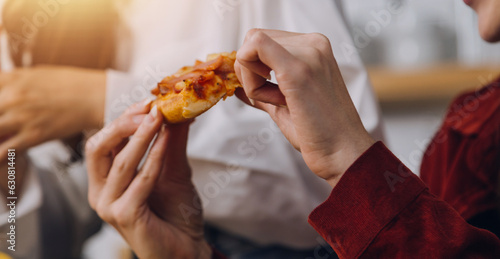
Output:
[308, 141, 427, 258]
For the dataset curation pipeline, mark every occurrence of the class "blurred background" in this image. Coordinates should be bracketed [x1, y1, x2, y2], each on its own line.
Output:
[341, 0, 500, 173]
[0, 0, 498, 258]
[84, 0, 500, 257]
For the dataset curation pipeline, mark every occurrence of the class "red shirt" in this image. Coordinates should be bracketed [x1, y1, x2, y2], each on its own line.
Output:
[214, 79, 500, 258]
[308, 142, 500, 258]
[213, 141, 500, 258]
[420, 79, 500, 220]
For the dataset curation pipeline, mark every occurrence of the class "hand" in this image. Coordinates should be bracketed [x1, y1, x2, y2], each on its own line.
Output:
[0, 66, 106, 162]
[85, 101, 211, 259]
[235, 29, 375, 187]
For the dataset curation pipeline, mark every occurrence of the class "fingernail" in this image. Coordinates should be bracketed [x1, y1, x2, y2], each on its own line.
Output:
[150, 105, 158, 118]
[158, 124, 167, 135]
[132, 115, 146, 124]
[279, 105, 288, 108]
[249, 98, 255, 106]
[143, 96, 156, 107]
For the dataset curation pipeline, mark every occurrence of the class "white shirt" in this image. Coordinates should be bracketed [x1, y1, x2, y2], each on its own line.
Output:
[0, 0, 383, 253]
[105, 0, 383, 249]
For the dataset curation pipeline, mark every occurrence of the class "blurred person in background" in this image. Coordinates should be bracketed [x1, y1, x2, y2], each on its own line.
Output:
[0, 0, 383, 258]
[0, 0, 115, 258]
[84, 0, 500, 257]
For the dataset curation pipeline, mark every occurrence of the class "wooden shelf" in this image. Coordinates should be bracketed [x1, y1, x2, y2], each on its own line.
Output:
[368, 64, 500, 103]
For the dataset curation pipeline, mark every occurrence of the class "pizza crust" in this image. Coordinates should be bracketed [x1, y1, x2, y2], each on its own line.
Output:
[151, 52, 241, 123]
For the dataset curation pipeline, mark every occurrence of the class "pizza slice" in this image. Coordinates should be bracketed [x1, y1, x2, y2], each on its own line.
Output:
[151, 51, 242, 123]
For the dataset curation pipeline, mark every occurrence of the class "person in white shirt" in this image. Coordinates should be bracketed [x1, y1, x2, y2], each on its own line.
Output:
[0, 0, 383, 258]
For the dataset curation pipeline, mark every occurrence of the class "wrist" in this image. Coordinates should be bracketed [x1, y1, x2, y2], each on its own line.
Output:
[320, 132, 375, 188]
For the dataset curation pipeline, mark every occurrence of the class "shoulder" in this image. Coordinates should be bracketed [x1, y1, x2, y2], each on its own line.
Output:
[442, 78, 500, 136]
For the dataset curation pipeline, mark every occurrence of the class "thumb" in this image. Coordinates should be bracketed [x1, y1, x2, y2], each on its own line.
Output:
[159, 121, 193, 182]
[163, 121, 192, 163]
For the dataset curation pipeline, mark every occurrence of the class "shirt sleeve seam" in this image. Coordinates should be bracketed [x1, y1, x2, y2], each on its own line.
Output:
[355, 186, 427, 258]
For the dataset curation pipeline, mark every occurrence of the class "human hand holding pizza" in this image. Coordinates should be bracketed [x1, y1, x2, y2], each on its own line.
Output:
[235, 29, 375, 187]
[85, 101, 211, 259]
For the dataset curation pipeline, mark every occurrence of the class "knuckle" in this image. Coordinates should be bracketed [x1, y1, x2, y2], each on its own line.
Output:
[112, 153, 131, 172]
[86, 134, 108, 158]
[249, 30, 267, 46]
[96, 202, 113, 223]
[245, 28, 262, 42]
[85, 133, 100, 151]
[85, 137, 98, 156]
[131, 130, 150, 144]
[85, 122, 122, 157]
[112, 205, 133, 228]
[139, 170, 155, 184]
[309, 33, 332, 52]
[147, 148, 163, 163]
[309, 47, 324, 60]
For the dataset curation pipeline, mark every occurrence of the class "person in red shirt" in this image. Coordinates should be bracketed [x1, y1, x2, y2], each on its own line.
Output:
[419, 78, 500, 238]
[84, 0, 500, 258]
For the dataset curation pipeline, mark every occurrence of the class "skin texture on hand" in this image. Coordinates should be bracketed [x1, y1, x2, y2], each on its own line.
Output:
[234, 29, 375, 188]
[85, 101, 211, 259]
[0, 66, 106, 162]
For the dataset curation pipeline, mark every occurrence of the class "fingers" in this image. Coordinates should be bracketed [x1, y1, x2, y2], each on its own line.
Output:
[234, 58, 272, 81]
[244, 29, 303, 40]
[119, 125, 168, 209]
[86, 100, 151, 176]
[162, 121, 191, 169]
[237, 30, 298, 107]
[0, 72, 16, 91]
[100, 105, 163, 202]
[235, 59, 287, 106]
[86, 100, 152, 208]
[0, 113, 22, 137]
[237, 30, 296, 78]
[234, 88, 253, 106]
[0, 131, 32, 162]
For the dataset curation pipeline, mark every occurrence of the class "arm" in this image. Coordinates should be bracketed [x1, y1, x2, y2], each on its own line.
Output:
[235, 29, 500, 258]
[0, 66, 105, 195]
[309, 142, 500, 258]
[0, 66, 105, 162]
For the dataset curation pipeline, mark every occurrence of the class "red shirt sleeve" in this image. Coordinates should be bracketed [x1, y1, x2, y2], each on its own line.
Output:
[420, 80, 500, 220]
[308, 142, 500, 258]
